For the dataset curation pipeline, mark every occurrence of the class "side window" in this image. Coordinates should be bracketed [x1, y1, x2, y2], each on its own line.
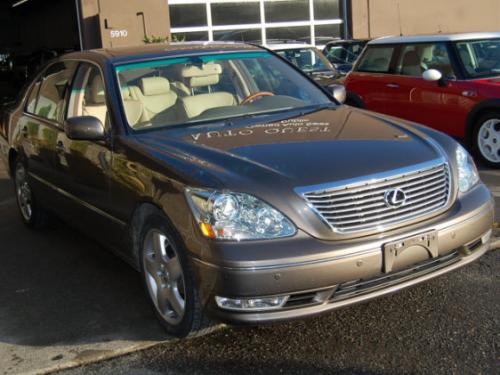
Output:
[67, 63, 108, 126]
[26, 80, 41, 114]
[356, 46, 395, 73]
[32, 61, 77, 122]
[396, 43, 455, 78]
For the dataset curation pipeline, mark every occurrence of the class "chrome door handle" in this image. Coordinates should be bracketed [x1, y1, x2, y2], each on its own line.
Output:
[386, 83, 400, 89]
[56, 141, 65, 153]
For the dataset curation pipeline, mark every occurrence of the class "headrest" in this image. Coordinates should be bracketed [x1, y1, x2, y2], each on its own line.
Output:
[120, 85, 131, 100]
[90, 76, 105, 104]
[140, 76, 170, 96]
[181, 63, 222, 88]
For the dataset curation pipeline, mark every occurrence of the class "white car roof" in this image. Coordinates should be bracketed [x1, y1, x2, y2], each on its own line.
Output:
[266, 43, 314, 50]
[369, 32, 500, 45]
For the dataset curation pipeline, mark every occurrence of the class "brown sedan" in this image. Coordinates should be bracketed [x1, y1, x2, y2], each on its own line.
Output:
[0, 43, 494, 337]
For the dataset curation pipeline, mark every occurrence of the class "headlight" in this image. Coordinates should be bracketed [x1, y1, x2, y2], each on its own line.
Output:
[456, 145, 479, 193]
[185, 189, 296, 240]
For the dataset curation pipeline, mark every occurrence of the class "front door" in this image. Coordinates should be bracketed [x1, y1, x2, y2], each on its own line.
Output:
[389, 42, 466, 136]
[54, 62, 125, 249]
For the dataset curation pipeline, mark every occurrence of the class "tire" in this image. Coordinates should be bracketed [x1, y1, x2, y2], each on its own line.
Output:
[138, 212, 216, 338]
[13, 160, 50, 228]
[472, 111, 500, 168]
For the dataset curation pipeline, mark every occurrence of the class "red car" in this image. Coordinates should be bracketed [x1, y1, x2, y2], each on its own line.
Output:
[344, 33, 500, 168]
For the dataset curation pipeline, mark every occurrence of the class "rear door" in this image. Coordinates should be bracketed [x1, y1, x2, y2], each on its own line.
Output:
[346, 45, 399, 114]
[19, 61, 77, 203]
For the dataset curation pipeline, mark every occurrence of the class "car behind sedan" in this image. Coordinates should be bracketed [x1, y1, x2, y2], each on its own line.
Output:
[0, 42, 494, 337]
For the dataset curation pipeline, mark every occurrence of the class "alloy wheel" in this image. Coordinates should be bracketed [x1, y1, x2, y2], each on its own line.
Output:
[143, 229, 186, 325]
[477, 118, 500, 163]
[15, 163, 33, 222]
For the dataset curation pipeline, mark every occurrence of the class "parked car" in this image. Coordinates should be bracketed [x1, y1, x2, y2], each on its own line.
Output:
[1, 42, 493, 338]
[267, 43, 341, 89]
[344, 33, 500, 167]
[323, 39, 369, 75]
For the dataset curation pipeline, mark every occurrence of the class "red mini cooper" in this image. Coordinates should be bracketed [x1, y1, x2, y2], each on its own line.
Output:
[344, 33, 500, 168]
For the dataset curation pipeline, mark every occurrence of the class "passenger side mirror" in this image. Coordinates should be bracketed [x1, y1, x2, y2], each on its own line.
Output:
[331, 84, 346, 104]
[422, 69, 446, 86]
[64, 116, 105, 141]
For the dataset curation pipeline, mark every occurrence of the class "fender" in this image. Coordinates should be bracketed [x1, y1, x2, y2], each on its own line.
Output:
[465, 99, 500, 143]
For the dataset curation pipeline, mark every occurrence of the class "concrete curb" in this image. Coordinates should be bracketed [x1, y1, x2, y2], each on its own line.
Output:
[32, 341, 170, 375]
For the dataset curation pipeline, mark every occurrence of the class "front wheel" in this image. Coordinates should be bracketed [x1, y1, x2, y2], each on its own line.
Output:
[473, 112, 500, 168]
[14, 160, 50, 228]
[139, 213, 216, 337]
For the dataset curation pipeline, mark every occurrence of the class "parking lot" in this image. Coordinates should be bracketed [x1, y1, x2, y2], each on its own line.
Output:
[0, 160, 498, 375]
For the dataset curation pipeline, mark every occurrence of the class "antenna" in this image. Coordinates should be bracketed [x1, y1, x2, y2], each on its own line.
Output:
[397, 2, 403, 36]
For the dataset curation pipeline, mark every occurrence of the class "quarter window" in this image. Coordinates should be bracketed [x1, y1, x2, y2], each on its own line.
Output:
[396, 43, 455, 78]
[31, 61, 77, 122]
[356, 47, 394, 73]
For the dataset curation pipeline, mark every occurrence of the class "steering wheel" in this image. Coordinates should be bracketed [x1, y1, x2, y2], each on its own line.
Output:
[240, 91, 274, 105]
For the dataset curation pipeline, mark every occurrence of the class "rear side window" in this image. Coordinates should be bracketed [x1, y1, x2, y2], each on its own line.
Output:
[28, 61, 77, 122]
[356, 46, 395, 73]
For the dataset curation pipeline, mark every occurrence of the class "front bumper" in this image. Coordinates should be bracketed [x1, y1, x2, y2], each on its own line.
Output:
[191, 184, 494, 324]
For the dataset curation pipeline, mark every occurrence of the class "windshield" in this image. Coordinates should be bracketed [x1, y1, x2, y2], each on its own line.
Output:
[324, 42, 366, 65]
[275, 48, 333, 73]
[455, 38, 500, 78]
[115, 51, 332, 131]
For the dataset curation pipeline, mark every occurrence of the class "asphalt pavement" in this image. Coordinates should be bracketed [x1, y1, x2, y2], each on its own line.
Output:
[0, 162, 498, 375]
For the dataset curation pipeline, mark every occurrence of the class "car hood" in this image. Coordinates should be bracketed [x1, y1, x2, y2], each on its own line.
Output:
[135, 106, 443, 190]
[134, 106, 447, 240]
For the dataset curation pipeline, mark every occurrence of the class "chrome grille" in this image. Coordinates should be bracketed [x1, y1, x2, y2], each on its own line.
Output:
[302, 163, 451, 233]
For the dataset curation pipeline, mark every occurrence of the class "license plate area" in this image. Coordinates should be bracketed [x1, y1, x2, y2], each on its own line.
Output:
[383, 231, 438, 273]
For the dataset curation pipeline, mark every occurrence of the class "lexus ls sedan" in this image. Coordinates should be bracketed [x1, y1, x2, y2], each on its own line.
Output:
[0, 42, 494, 337]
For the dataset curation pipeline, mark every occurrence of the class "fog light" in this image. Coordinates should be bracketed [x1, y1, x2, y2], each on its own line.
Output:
[215, 295, 289, 311]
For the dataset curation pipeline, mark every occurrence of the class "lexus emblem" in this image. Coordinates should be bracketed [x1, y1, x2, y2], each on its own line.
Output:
[384, 188, 407, 208]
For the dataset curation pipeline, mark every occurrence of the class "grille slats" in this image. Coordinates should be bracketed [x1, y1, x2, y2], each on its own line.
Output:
[302, 163, 451, 233]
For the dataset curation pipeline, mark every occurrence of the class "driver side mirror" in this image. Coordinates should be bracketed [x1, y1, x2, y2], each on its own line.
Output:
[422, 69, 446, 86]
[64, 116, 105, 141]
[331, 84, 346, 104]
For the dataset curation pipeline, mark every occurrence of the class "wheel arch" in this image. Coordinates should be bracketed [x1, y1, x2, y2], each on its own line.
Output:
[8, 147, 18, 177]
[465, 99, 500, 146]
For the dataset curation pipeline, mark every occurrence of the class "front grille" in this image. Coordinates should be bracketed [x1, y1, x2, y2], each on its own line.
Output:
[302, 163, 451, 233]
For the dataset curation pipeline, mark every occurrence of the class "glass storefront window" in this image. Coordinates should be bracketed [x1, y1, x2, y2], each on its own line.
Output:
[170, 4, 207, 28]
[264, 0, 309, 23]
[211, 2, 260, 26]
[213, 29, 262, 43]
[315, 24, 341, 38]
[266, 26, 310, 41]
[313, 0, 340, 20]
[172, 32, 209, 42]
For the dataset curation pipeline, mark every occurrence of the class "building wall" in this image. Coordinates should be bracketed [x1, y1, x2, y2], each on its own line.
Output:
[352, 0, 500, 39]
[79, 0, 170, 49]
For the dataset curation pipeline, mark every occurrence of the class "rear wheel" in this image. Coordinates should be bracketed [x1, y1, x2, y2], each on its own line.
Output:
[14, 160, 50, 228]
[473, 112, 500, 168]
[138, 212, 216, 337]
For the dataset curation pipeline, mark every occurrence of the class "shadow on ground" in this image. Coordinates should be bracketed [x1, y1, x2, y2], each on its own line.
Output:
[0, 174, 168, 347]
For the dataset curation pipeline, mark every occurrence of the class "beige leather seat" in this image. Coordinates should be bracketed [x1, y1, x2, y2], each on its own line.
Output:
[178, 63, 236, 119]
[130, 77, 177, 121]
[121, 86, 144, 128]
[83, 76, 108, 124]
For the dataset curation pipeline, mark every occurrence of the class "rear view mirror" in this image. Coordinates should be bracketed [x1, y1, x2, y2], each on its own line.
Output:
[422, 69, 443, 82]
[331, 84, 346, 104]
[64, 116, 105, 141]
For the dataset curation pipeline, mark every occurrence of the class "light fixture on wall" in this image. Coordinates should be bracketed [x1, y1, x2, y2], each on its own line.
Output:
[12, 0, 30, 8]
